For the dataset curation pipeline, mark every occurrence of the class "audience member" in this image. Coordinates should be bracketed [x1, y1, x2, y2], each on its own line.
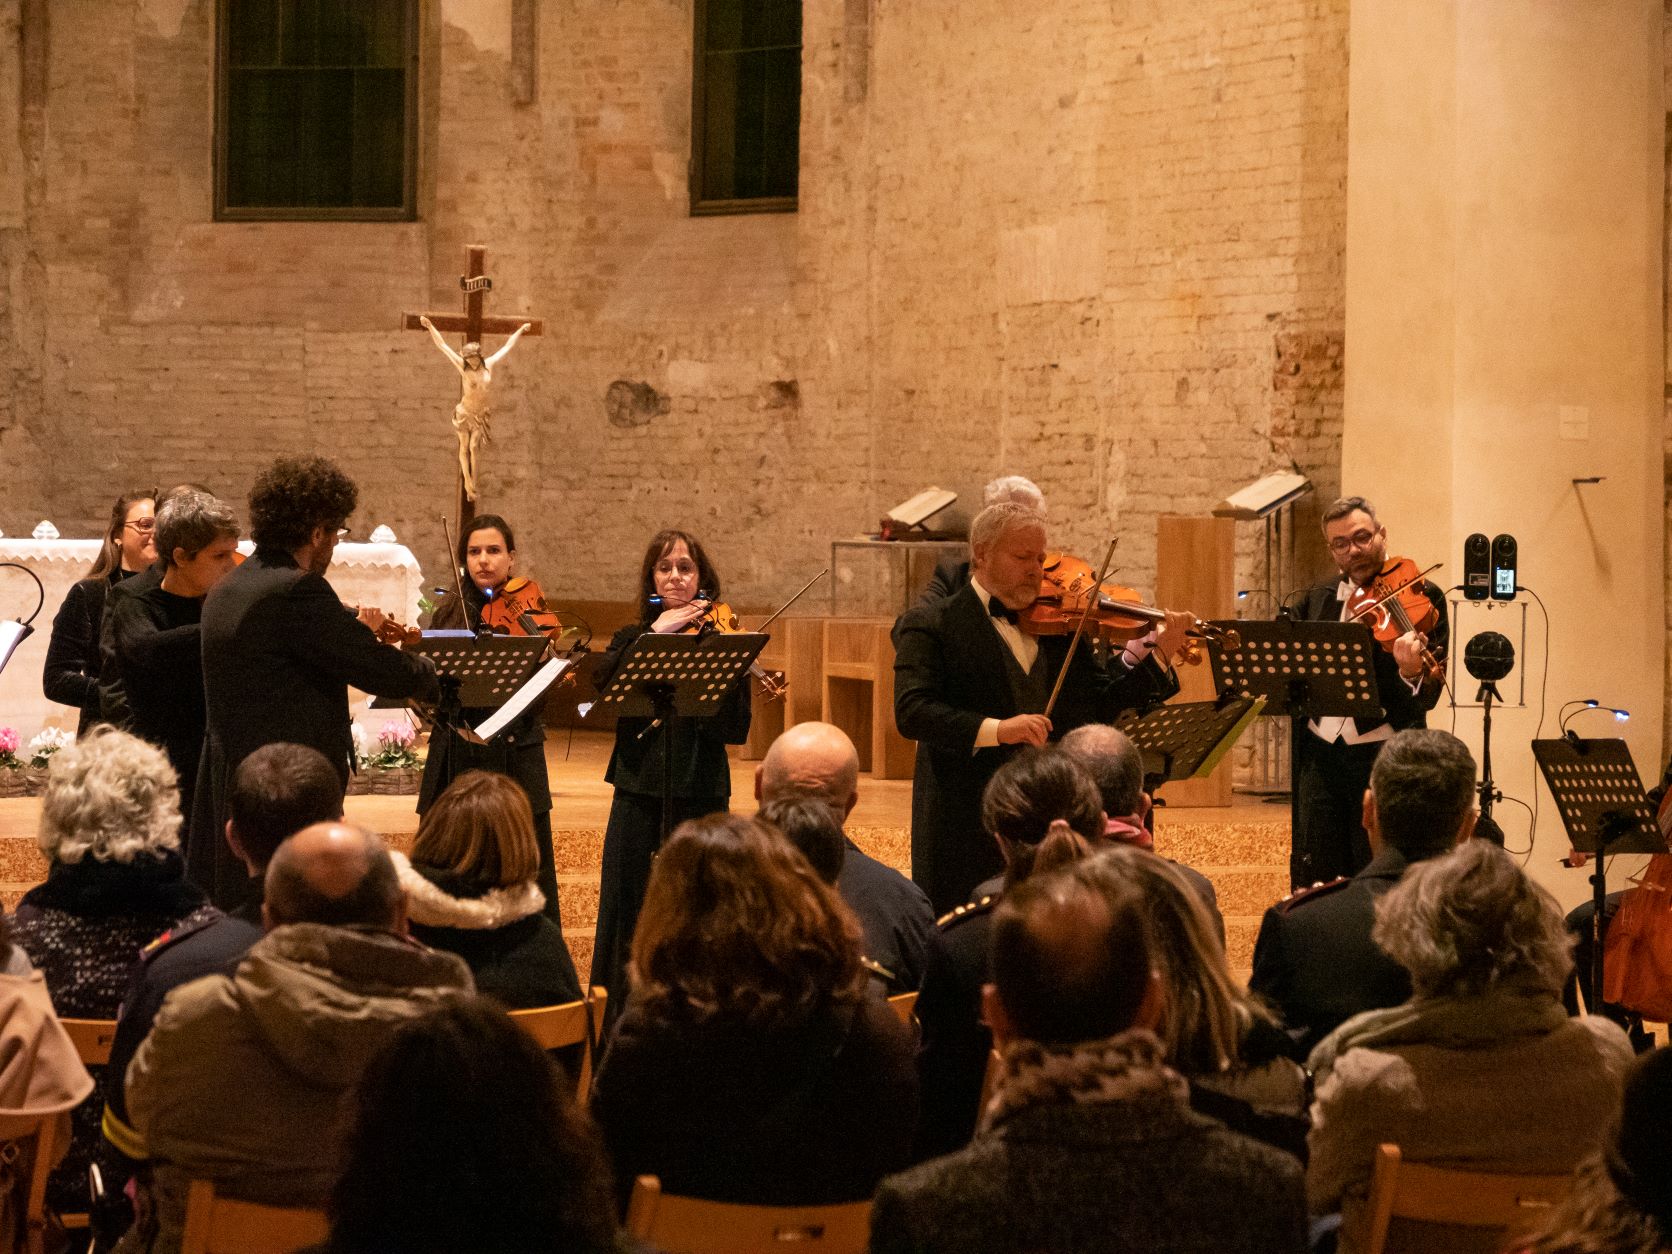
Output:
[1307, 839, 1633, 1254]
[1099, 844, 1307, 1158]
[913, 746, 1101, 1160]
[394, 770, 580, 1009]
[871, 855, 1307, 1254]
[756, 722, 934, 991]
[102, 744, 343, 1191]
[306, 997, 618, 1254]
[1519, 1046, 1672, 1254]
[590, 813, 916, 1208]
[1060, 722, 1224, 941]
[117, 823, 472, 1254]
[1250, 728, 1477, 1057]
[13, 728, 217, 1217]
[106, 488, 240, 824]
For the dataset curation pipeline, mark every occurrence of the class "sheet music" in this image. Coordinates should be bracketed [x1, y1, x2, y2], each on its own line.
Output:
[473, 657, 570, 740]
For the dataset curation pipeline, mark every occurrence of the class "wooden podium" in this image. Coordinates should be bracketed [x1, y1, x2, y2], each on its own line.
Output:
[1154, 515, 1237, 807]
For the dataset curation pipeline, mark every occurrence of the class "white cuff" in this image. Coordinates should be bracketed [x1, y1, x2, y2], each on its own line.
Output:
[975, 718, 1001, 751]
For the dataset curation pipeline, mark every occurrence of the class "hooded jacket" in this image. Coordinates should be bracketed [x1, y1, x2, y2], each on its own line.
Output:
[118, 924, 472, 1254]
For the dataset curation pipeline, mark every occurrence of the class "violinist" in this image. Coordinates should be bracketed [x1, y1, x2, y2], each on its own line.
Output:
[1289, 495, 1447, 889]
[419, 514, 569, 932]
[589, 529, 752, 1013]
[892, 502, 1191, 914]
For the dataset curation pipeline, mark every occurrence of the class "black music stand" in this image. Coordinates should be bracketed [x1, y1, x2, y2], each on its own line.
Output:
[1116, 696, 1266, 793]
[591, 632, 767, 842]
[1533, 736, 1665, 1014]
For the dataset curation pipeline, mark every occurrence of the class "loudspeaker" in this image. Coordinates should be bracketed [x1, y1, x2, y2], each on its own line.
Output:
[1491, 534, 1518, 600]
[1463, 533, 1490, 601]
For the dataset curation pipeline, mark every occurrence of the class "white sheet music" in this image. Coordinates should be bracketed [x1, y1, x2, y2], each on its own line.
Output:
[473, 657, 570, 740]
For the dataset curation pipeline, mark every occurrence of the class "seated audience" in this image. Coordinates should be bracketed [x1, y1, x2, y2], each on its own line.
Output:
[1099, 844, 1307, 1158]
[1060, 721, 1223, 941]
[305, 996, 618, 1254]
[393, 770, 581, 1009]
[102, 742, 343, 1225]
[871, 855, 1307, 1254]
[1250, 728, 1477, 1057]
[914, 746, 1102, 1160]
[590, 813, 916, 1208]
[756, 722, 934, 990]
[1519, 1045, 1672, 1254]
[13, 728, 217, 1217]
[117, 823, 473, 1254]
[1307, 839, 1634, 1254]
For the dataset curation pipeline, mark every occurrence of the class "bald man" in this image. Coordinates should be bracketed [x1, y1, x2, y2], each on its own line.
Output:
[123, 823, 472, 1251]
[757, 722, 935, 991]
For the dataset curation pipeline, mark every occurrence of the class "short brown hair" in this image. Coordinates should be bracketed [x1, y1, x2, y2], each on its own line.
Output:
[1321, 495, 1377, 528]
[630, 813, 865, 1027]
[412, 771, 539, 888]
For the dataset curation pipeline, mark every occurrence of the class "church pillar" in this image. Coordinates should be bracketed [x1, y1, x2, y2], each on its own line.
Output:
[1342, 0, 1664, 901]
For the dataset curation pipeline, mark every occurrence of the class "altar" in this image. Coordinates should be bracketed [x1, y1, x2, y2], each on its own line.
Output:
[0, 535, 428, 741]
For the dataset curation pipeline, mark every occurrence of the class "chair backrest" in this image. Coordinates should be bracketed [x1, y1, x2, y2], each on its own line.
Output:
[508, 986, 608, 1097]
[886, 992, 917, 1024]
[1361, 1143, 1572, 1254]
[178, 1179, 328, 1254]
[624, 1176, 872, 1254]
[58, 1018, 117, 1067]
[23, 1113, 60, 1253]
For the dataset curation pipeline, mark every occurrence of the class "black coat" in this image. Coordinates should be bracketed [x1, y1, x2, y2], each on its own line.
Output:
[42, 569, 132, 735]
[838, 839, 935, 993]
[893, 584, 1179, 912]
[108, 582, 206, 817]
[98, 565, 163, 730]
[193, 549, 438, 905]
[1248, 846, 1418, 1059]
[1292, 578, 1447, 734]
[912, 891, 999, 1161]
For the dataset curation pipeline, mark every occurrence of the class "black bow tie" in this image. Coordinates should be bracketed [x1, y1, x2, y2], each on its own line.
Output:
[988, 596, 1019, 625]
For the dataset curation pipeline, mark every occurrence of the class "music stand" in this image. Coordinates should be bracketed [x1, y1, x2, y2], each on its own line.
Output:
[1116, 696, 1266, 791]
[1533, 736, 1665, 1014]
[591, 632, 767, 842]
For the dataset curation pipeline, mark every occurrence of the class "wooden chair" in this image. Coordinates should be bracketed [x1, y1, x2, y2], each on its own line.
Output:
[23, 1112, 64, 1254]
[1360, 1142, 1572, 1254]
[886, 991, 918, 1024]
[624, 1176, 871, 1254]
[178, 1179, 328, 1254]
[821, 619, 914, 780]
[59, 1017, 117, 1067]
[508, 986, 608, 1097]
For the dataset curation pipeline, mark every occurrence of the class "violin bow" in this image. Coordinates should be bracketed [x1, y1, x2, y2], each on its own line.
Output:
[754, 567, 830, 634]
[440, 514, 475, 633]
[1043, 539, 1119, 722]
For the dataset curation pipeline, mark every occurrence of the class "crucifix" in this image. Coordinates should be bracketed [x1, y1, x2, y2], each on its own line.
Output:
[403, 244, 545, 530]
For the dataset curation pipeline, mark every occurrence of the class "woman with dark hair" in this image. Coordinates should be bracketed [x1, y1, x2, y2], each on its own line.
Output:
[913, 746, 1104, 1160]
[588, 530, 751, 1013]
[311, 996, 619, 1254]
[43, 488, 156, 734]
[420, 514, 567, 920]
[590, 813, 916, 1208]
[396, 770, 580, 1009]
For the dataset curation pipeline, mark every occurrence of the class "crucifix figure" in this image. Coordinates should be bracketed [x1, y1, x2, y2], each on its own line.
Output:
[403, 245, 545, 512]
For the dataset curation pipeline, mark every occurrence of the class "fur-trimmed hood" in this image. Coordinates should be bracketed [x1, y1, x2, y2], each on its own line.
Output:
[391, 851, 547, 931]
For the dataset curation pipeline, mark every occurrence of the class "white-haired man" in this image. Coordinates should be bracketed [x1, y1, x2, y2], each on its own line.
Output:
[893, 502, 1190, 913]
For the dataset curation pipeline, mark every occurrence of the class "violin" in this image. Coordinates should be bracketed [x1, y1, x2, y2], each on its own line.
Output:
[354, 606, 421, 647]
[479, 577, 561, 638]
[656, 592, 787, 701]
[1343, 556, 1445, 683]
[1019, 552, 1239, 665]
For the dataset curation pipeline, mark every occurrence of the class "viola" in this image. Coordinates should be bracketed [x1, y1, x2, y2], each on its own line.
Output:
[1019, 552, 1238, 665]
[1343, 556, 1445, 683]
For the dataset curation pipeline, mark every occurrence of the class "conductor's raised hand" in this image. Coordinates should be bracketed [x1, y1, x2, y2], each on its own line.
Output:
[997, 714, 1052, 747]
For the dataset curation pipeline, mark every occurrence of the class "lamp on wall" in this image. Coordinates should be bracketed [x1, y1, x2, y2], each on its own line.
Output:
[0, 563, 45, 678]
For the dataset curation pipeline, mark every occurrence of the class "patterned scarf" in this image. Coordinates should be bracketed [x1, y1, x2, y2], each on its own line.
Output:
[980, 1027, 1189, 1134]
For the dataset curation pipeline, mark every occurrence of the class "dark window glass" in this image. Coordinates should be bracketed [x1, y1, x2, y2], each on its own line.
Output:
[692, 0, 801, 214]
[217, 0, 416, 220]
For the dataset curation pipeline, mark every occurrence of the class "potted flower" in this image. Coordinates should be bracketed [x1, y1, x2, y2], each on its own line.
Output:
[0, 726, 68, 798]
[348, 720, 424, 795]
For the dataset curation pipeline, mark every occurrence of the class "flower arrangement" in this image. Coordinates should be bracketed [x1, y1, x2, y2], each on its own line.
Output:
[360, 720, 422, 771]
[26, 727, 72, 769]
[0, 727, 20, 770]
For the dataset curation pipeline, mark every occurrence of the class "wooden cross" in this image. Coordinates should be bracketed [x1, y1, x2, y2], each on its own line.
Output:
[402, 244, 545, 531]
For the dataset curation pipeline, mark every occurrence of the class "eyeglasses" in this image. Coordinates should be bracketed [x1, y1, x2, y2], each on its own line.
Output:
[124, 520, 155, 535]
[1327, 528, 1378, 554]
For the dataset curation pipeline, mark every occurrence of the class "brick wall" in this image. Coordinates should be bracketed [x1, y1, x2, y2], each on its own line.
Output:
[1, 0, 1351, 610]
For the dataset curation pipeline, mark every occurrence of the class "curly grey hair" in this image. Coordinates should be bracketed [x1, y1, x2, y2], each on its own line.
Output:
[983, 475, 1046, 516]
[155, 489, 238, 570]
[1372, 838, 1573, 999]
[969, 501, 1046, 558]
[38, 727, 182, 865]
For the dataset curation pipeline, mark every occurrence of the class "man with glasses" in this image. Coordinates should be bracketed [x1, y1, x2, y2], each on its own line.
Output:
[193, 456, 438, 908]
[1287, 496, 1446, 888]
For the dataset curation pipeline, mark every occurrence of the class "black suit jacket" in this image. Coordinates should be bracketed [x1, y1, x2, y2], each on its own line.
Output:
[192, 549, 438, 904]
[42, 570, 130, 736]
[1294, 578, 1447, 733]
[893, 584, 1179, 911]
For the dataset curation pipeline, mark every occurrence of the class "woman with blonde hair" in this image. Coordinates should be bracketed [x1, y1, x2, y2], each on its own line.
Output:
[590, 813, 916, 1208]
[395, 770, 579, 1009]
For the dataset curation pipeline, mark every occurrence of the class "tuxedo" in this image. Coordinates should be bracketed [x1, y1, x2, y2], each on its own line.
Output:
[893, 584, 1179, 913]
[1288, 578, 1447, 886]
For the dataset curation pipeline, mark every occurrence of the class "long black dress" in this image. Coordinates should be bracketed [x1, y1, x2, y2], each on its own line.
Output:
[588, 619, 752, 1010]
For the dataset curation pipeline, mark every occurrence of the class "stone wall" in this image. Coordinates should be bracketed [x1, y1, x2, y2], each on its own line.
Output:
[1, 0, 1352, 609]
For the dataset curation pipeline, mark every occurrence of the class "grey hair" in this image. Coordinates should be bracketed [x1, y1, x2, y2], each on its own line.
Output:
[983, 475, 1046, 516]
[969, 501, 1046, 558]
[1060, 723, 1146, 819]
[1372, 838, 1573, 1000]
[1321, 495, 1377, 528]
[38, 726, 182, 865]
[155, 489, 238, 569]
